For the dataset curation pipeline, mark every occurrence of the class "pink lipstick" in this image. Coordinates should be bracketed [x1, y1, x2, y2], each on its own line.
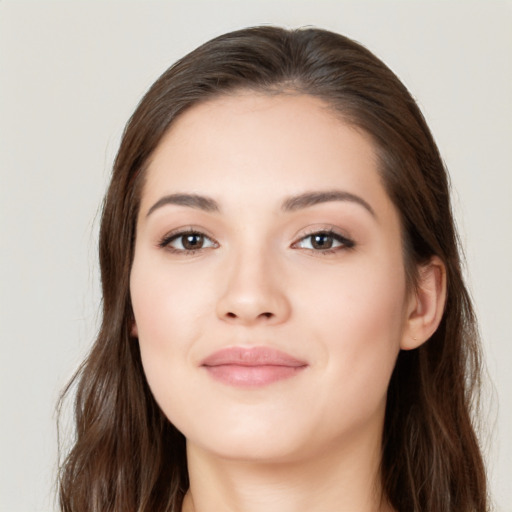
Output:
[201, 346, 307, 387]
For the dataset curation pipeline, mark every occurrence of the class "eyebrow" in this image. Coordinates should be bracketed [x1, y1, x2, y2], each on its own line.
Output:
[146, 189, 375, 218]
[282, 190, 376, 217]
[146, 193, 220, 216]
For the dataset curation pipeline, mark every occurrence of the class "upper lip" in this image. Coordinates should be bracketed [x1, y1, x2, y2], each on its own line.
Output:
[201, 346, 308, 367]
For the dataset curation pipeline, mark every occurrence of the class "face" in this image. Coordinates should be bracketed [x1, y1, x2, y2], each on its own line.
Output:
[130, 92, 412, 463]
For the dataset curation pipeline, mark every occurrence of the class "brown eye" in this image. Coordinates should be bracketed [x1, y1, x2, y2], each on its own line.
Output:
[310, 233, 334, 249]
[160, 231, 218, 253]
[294, 231, 354, 252]
[181, 233, 205, 250]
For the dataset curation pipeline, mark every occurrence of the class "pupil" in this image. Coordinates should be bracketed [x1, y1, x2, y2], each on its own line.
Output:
[312, 233, 333, 249]
[183, 234, 203, 250]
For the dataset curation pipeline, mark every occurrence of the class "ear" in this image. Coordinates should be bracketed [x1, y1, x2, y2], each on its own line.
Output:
[130, 319, 138, 338]
[401, 256, 447, 350]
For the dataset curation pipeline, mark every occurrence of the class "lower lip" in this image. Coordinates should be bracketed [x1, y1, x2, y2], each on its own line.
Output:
[204, 364, 306, 387]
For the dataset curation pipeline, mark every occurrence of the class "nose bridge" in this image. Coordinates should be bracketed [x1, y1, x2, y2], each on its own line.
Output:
[216, 237, 290, 324]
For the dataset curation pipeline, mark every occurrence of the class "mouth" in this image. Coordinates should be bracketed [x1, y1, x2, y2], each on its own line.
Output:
[200, 346, 308, 387]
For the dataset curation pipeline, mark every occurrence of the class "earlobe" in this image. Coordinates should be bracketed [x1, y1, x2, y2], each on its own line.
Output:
[130, 320, 138, 338]
[401, 256, 447, 350]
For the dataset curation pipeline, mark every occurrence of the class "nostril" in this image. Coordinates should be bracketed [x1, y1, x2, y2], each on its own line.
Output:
[224, 311, 273, 320]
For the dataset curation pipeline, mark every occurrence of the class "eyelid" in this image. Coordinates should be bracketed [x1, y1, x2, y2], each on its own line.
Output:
[156, 224, 354, 255]
[290, 226, 355, 252]
[158, 226, 219, 253]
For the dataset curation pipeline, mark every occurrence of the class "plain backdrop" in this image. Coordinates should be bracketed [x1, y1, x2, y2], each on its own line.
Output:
[1, 2, 511, 511]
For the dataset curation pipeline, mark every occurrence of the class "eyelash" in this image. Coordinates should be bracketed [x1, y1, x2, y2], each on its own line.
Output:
[158, 229, 219, 255]
[291, 229, 355, 255]
[158, 228, 355, 256]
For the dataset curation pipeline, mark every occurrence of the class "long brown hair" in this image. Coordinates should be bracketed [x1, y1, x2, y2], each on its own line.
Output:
[58, 26, 488, 512]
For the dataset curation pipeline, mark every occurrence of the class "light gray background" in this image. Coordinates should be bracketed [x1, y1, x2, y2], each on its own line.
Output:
[1, 2, 511, 511]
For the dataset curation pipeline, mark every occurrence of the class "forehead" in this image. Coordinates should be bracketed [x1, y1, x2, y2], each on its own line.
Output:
[142, 92, 389, 214]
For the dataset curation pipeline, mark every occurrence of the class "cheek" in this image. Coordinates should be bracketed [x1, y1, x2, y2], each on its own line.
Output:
[300, 252, 407, 337]
[129, 258, 214, 413]
[130, 258, 212, 350]
[298, 256, 406, 410]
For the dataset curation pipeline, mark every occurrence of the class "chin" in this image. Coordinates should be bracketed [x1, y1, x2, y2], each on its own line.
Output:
[190, 432, 308, 464]
[177, 408, 313, 463]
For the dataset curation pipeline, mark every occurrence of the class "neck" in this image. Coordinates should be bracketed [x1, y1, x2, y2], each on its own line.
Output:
[182, 430, 394, 512]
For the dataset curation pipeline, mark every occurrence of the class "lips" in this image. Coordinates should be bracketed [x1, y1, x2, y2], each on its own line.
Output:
[201, 346, 308, 387]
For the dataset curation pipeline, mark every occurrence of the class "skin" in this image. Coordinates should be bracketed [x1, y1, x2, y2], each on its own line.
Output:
[130, 92, 446, 512]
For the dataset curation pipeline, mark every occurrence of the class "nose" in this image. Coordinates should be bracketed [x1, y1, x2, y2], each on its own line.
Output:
[215, 249, 291, 326]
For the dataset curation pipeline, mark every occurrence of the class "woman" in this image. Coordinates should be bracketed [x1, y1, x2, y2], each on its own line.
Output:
[58, 26, 488, 511]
